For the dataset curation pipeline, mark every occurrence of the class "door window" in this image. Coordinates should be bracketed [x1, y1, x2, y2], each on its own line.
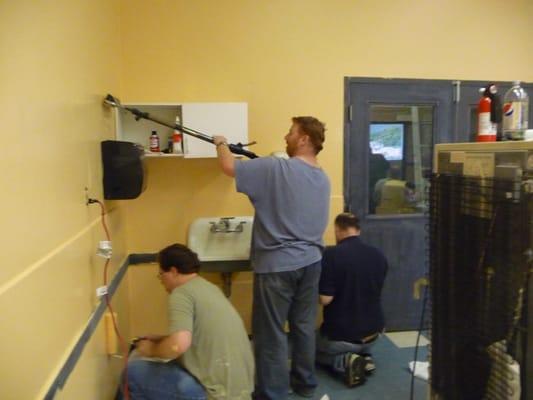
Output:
[368, 105, 433, 215]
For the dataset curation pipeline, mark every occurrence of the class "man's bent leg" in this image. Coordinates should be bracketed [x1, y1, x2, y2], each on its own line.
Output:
[315, 330, 366, 374]
[117, 359, 207, 400]
[252, 272, 293, 400]
[288, 262, 321, 395]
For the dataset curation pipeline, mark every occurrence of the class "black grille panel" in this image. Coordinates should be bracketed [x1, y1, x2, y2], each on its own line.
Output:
[429, 174, 532, 400]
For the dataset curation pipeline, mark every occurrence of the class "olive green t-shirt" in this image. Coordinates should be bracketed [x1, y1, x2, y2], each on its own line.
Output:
[169, 276, 254, 399]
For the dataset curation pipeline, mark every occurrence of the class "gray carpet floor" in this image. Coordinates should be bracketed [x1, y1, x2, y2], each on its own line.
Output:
[288, 333, 429, 400]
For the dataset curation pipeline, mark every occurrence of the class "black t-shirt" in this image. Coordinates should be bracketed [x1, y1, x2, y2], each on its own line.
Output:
[319, 236, 388, 342]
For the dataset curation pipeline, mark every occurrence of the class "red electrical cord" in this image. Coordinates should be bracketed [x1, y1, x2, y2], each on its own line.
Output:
[93, 200, 131, 400]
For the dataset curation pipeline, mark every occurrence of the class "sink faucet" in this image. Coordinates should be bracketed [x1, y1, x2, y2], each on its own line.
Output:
[210, 217, 233, 233]
[209, 217, 246, 233]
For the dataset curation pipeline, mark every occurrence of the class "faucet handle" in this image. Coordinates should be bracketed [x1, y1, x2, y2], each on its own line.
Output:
[234, 220, 246, 232]
[219, 217, 234, 229]
[209, 221, 217, 232]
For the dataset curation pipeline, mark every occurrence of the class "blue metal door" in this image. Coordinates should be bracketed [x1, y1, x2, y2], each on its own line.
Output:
[344, 78, 454, 330]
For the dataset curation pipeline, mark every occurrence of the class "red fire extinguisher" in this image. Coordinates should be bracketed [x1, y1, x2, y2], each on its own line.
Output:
[476, 83, 501, 142]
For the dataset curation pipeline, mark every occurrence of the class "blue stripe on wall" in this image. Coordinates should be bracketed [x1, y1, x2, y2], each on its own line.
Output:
[44, 255, 132, 400]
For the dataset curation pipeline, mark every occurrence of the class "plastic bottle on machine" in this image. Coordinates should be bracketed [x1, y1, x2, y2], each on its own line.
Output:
[502, 81, 529, 140]
[172, 116, 183, 154]
[149, 130, 160, 152]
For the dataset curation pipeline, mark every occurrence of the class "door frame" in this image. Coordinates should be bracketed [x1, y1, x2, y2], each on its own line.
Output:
[344, 77, 533, 215]
[343, 77, 454, 218]
[343, 77, 456, 330]
[343, 77, 532, 331]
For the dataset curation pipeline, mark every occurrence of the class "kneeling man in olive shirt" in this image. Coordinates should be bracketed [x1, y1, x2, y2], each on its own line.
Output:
[117, 243, 254, 400]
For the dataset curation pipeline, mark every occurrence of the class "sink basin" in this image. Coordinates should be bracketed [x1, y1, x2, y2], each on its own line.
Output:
[187, 216, 254, 262]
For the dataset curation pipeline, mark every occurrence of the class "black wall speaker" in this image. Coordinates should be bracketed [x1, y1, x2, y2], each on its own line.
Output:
[101, 140, 146, 200]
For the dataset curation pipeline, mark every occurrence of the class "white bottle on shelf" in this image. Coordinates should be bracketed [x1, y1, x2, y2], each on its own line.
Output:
[502, 81, 529, 140]
[172, 116, 183, 155]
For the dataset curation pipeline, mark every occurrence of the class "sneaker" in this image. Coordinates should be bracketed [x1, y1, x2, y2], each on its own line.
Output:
[290, 377, 315, 398]
[344, 352, 366, 387]
[363, 355, 376, 374]
[292, 386, 315, 398]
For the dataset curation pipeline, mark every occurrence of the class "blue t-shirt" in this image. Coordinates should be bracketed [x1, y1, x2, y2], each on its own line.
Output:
[235, 156, 330, 273]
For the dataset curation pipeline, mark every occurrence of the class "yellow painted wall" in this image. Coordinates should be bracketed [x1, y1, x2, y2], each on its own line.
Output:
[119, 0, 533, 338]
[1, 0, 533, 399]
[0, 1, 129, 399]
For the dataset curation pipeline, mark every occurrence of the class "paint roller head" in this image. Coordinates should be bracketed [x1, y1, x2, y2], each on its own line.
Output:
[103, 94, 121, 108]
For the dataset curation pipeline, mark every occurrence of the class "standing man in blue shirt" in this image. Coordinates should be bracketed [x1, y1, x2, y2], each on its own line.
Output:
[317, 213, 388, 387]
[214, 116, 330, 400]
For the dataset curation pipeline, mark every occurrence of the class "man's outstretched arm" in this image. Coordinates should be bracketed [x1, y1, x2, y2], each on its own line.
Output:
[214, 135, 236, 177]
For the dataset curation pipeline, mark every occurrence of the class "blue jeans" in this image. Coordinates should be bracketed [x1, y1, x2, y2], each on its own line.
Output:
[316, 330, 378, 374]
[115, 359, 207, 400]
[252, 262, 321, 400]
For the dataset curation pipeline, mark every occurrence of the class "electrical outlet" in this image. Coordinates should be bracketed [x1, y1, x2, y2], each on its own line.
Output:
[84, 187, 90, 206]
[96, 285, 108, 297]
[97, 241, 112, 259]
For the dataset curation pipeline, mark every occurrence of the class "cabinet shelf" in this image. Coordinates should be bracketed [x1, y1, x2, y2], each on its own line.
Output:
[144, 152, 184, 158]
[114, 102, 248, 158]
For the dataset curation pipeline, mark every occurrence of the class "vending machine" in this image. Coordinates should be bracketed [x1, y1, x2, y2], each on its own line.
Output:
[430, 141, 533, 399]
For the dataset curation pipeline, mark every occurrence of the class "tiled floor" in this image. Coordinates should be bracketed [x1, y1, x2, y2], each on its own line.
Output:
[385, 331, 430, 349]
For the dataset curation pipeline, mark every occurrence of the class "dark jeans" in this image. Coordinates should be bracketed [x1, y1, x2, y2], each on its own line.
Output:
[316, 330, 378, 374]
[252, 261, 321, 400]
[115, 358, 206, 400]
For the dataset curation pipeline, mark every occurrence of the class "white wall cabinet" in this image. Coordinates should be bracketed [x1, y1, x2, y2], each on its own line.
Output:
[115, 103, 248, 158]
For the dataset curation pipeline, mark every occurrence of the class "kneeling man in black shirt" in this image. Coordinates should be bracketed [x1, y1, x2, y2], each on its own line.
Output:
[317, 213, 388, 387]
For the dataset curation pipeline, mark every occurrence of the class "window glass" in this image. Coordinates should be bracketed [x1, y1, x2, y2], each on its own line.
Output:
[368, 105, 433, 215]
